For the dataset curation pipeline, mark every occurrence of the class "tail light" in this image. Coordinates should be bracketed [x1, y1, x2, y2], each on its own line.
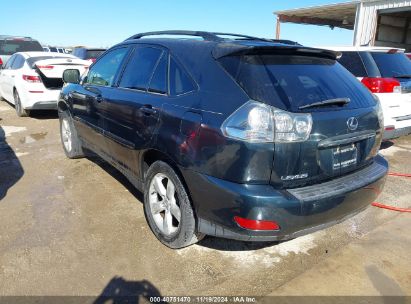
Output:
[221, 100, 312, 143]
[22, 75, 41, 83]
[0, 58, 3, 66]
[234, 216, 280, 231]
[36, 65, 54, 70]
[361, 77, 401, 93]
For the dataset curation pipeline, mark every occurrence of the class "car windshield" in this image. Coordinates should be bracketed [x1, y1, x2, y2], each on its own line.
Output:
[0, 39, 43, 55]
[219, 54, 376, 112]
[86, 50, 105, 59]
[371, 52, 411, 78]
[26, 56, 71, 68]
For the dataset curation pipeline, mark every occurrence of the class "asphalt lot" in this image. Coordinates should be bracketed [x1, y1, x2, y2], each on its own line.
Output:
[0, 100, 410, 299]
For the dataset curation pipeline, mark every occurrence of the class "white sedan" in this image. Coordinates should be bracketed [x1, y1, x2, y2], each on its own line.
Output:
[0, 52, 90, 117]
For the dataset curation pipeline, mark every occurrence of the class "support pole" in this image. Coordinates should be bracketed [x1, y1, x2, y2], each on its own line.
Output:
[276, 16, 281, 39]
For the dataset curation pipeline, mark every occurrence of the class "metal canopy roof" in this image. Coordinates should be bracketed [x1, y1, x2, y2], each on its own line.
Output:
[274, 1, 359, 30]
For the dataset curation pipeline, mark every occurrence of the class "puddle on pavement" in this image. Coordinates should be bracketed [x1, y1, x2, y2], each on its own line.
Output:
[19, 132, 47, 144]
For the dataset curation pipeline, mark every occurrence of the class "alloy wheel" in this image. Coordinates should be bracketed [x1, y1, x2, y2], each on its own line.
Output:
[61, 118, 72, 152]
[148, 173, 181, 236]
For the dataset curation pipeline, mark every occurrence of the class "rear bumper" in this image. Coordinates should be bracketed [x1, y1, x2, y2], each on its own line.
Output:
[19, 87, 59, 110]
[383, 125, 411, 140]
[183, 155, 388, 241]
[26, 101, 58, 110]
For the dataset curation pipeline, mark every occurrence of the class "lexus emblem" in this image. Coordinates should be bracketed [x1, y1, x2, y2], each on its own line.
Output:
[347, 117, 358, 131]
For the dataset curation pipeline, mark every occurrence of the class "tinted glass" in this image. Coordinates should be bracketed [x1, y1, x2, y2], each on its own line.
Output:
[219, 55, 376, 112]
[0, 39, 43, 55]
[338, 52, 367, 77]
[371, 52, 411, 78]
[11, 55, 25, 69]
[169, 57, 195, 95]
[119, 47, 163, 91]
[86, 47, 128, 86]
[4, 55, 16, 69]
[148, 53, 168, 94]
[86, 50, 105, 60]
[49, 47, 58, 52]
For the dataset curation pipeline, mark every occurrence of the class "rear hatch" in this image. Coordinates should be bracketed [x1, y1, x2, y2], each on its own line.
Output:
[218, 46, 383, 188]
[371, 51, 411, 123]
[31, 57, 90, 89]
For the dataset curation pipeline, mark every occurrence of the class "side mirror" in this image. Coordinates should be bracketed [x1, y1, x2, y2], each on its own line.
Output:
[63, 69, 80, 84]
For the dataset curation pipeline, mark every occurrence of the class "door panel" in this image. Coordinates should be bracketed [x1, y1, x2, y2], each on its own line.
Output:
[70, 47, 130, 156]
[103, 46, 167, 178]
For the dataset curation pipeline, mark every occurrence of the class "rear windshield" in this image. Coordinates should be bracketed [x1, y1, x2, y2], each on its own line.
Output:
[26, 56, 71, 68]
[371, 52, 411, 78]
[219, 55, 376, 112]
[0, 39, 43, 55]
[86, 50, 105, 59]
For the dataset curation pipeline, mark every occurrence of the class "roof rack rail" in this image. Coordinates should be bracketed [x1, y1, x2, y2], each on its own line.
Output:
[125, 30, 224, 42]
[125, 30, 300, 45]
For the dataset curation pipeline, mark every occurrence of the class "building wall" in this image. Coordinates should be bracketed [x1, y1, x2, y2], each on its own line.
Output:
[353, 0, 411, 46]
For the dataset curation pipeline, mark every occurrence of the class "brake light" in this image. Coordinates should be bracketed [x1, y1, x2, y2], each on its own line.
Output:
[361, 77, 401, 93]
[221, 100, 312, 143]
[22, 75, 41, 83]
[385, 126, 395, 131]
[0, 58, 3, 66]
[37, 65, 54, 70]
[234, 216, 280, 231]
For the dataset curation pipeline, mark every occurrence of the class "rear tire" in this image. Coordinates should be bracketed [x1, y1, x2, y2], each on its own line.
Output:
[59, 110, 84, 159]
[14, 90, 29, 117]
[144, 161, 204, 248]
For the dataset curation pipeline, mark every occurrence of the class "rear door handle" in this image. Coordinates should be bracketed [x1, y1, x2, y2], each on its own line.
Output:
[94, 94, 103, 103]
[141, 105, 157, 115]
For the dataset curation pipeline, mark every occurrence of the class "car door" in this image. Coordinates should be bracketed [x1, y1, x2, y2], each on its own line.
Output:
[101, 45, 167, 177]
[70, 47, 130, 156]
[0, 54, 16, 101]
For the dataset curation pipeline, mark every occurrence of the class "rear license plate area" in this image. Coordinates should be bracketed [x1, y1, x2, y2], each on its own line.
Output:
[333, 144, 358, 172]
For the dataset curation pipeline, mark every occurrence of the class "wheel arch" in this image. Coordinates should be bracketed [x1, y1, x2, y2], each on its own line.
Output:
[141, 148, 201, 226]
[57, 100, 69, 113]
[142, 149, 181, 181]
[142, 149, 194, 198]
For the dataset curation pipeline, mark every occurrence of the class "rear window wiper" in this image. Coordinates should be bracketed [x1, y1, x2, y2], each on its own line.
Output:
[299, 98, 350, 110]
[393, 74, 411, 79]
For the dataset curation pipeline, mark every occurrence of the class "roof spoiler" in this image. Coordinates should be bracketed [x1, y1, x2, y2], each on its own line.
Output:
[212, 44, 341, 60]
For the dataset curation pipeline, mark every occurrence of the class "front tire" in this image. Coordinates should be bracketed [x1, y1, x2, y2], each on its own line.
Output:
[144, 161, 204, 248]
[59, 111, 84, 159]
[14, 90, 29, 117]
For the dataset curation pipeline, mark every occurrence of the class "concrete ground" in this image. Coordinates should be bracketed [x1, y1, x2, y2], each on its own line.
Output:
[0, 100, 410, 300]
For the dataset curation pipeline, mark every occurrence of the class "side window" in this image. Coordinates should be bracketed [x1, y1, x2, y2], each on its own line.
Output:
[11, 55, 25, 70]
[148, 53, 168, 94]
[86, 47, 128, 86]
[119, 47, 163, 91]
[169, 57, 196, 96]
[338, 52, 367, 77]
[4, 55, 16, 69]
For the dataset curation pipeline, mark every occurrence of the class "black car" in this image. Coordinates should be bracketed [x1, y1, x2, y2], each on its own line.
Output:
[59, 31, 388, 248]
[71, 47, 106, 62]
